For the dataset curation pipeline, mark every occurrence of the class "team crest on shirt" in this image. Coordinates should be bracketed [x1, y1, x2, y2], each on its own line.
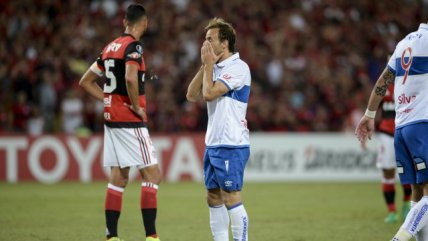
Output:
[127, 52, 141, 59]
[222, 74, 232, 81]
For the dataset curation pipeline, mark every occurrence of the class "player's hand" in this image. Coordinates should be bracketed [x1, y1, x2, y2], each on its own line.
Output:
[124, 103, 145, 120]
[354, 116, 375, 150]
[201, 41, 223, 66]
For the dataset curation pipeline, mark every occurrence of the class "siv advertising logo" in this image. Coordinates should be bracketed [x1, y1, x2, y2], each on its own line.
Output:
[397, 93, 416, 105]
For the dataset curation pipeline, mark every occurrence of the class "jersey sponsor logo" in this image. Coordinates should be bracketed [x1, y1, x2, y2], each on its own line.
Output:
[106, 43, 122, 52]
[104, 95, 112, 107]
[397, 93, 416, 104]
[104, 112, 111, 120]
[127, 52, 141, 59]
[222, 74, 232, 81]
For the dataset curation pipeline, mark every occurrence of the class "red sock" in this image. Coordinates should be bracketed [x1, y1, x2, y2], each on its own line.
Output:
[382, 183, 396, 212]
[141, 182, 158, 237]
[105, 184, 124, 238]
[106, 184, 124, 211]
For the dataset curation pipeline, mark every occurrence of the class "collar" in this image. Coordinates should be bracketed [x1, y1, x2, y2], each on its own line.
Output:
[216, 53, 240, 68]
[419, 23, 428, 31]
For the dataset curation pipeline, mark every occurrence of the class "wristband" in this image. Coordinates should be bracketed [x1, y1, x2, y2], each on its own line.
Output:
[364, 109, 376, 119]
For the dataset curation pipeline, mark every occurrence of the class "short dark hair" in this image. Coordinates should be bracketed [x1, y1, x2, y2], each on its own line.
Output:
[125, 4, 146, 24]
[205, 17, 236, 52]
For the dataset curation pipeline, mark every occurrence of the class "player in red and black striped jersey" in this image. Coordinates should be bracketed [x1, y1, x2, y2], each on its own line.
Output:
[376, 84, 411, 223]
[79, 4, 161, 241]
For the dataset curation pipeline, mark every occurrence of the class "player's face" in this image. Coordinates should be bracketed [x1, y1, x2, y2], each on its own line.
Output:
[205, 28, 224, 56]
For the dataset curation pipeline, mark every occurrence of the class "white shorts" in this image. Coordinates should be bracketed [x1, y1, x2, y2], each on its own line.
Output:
[104, 126, 158, 169]
[376, 133, 396, 169]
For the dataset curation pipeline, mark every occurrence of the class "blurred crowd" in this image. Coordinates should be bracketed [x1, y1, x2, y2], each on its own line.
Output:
[1, 0, 427, 135]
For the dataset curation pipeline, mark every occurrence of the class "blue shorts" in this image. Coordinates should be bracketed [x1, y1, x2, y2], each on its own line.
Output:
[395, 122, 428, 184]
[203, 147, 250, 192]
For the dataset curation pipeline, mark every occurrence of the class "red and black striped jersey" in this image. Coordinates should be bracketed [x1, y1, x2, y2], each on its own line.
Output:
[96, 33, 147, 128]
[378, 84, 395, 136]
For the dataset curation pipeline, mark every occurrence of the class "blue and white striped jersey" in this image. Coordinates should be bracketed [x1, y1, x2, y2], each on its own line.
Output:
[387, 23, 428, 128]
[206, 53, 251, 148]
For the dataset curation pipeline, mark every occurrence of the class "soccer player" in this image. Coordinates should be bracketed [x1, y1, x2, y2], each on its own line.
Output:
[186, 18, 251, 241]
[375, 84, 411, 223]
[79, 4, 161, 241]
[355, 22, 428, 241]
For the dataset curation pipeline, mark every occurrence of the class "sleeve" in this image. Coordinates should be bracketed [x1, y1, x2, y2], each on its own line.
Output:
[216, 64, 247, 90]
[96, 52, 105, 71]
[90, 51, 105, 77]
[124, 41, 143, 65]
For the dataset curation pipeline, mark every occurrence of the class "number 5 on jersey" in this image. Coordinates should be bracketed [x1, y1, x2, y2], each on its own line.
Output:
[104, 59, 145, 93]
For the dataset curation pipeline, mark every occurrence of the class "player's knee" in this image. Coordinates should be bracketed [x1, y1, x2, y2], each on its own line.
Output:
[222, 191, 242, 207]
[207, 189, 223, 206]
[110, 178, 128, 188]
[150, 175, 162, 185]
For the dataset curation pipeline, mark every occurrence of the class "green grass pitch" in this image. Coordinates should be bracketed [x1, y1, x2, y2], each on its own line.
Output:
[0, 181, 410, 241]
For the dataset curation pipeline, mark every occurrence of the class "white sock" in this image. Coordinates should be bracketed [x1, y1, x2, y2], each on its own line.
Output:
[228, 203, 249, 241]
[411, 200, 428, 241]
[400, 196, 428, 238]
[209, 204, 229, 241]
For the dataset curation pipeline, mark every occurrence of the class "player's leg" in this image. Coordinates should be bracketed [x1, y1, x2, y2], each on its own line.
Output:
[139, 164, 162, 240]
[134, 127, 162, 240]
[106, 167, 130, 240]
[382, 168, 399, 223]
[103, 126, 129, 240]
[391, 124, 428, 241]
[377, 133, 399, 223]
[212, 147, 250, 241]
[222, 190, 249, 241]
[401, 183, 412, 220]
[205, 149, 229, 241]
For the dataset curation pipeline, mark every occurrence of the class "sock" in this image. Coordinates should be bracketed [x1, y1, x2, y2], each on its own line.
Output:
[400, 196, 428, 238]
[228, 203, 249, 241]
[402, 184, 412, 202]
[141, 182, 158, 237]
[105, 183, 124, 238]
[412, 201, 428, 241]
[382, 178, 396, 212]
[209, 204, 229, 241]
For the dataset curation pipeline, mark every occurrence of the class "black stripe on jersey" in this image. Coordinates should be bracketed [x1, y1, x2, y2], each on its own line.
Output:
[105, 121, 147, 128]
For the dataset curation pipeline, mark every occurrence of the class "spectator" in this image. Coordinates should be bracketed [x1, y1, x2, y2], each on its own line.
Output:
[0, 0, 423, 133]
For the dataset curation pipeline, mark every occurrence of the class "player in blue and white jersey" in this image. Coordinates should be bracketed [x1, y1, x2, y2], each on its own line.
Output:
[355, 23, 428, 241]
[186, 17, 251, 241]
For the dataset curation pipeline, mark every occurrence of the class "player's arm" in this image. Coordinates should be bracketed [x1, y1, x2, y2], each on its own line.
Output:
[79, 62, 104, 102]
[355, 67, 395, 148]
[201, 41, 228, 101]
[123, 42, 145, 119]
[125, 63, 145, 119]
[186, 66, 204, 102]
[367, 67, 395, 112]
[202, 65, 229, 101]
